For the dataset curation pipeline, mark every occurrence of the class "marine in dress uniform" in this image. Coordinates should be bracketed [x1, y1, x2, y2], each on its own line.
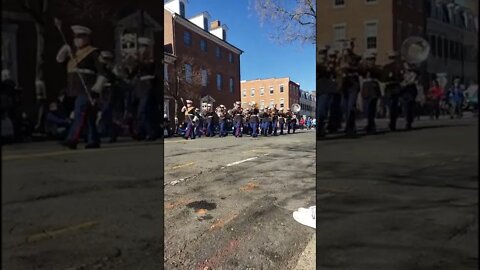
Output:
[359, 52, 382, 133]
[230, 101, 243, 137]
[317, 46, 338, 138]
[286, 108, 296, 134]
[133, 37, 157, 141]
[278, 108, 286, 135]
[338, 39, 361, 137]
[194, 108, 203, 137]
[216, 104, 228, 137]
[205, 104, 215, 137]
[271, 106, 280, 136]
[56, 25, 107, 149]
[181, 99, 196, 139]
[381, 51, 404, 131]
[399, 62, 419, 130]
[249, 103, 260, 138]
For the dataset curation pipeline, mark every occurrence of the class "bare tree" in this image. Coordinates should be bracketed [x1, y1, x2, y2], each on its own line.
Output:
[57, 0, 113, 22]
[164, 55, 205, 118]
[251, 0, 316, 44]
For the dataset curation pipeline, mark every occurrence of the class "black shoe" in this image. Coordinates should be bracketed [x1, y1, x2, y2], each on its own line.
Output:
[85, 143, 100, 149]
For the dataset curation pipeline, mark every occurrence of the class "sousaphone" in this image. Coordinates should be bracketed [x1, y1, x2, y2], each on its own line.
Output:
[401, 36, 430, 65]
[291, 103, 301, 113]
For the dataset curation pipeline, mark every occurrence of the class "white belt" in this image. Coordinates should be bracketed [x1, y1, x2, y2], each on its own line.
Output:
[73, 68, 95, 75]
[140, 75, 155, 81]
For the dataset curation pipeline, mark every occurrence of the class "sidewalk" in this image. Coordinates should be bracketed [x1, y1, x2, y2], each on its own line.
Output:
[293, 233, 316, 270]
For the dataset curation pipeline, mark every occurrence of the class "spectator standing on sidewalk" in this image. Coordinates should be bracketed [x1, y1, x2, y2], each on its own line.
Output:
[464, 80, 478, 116]
[427, 79, 443, 119]
[447, 77, 465, 119]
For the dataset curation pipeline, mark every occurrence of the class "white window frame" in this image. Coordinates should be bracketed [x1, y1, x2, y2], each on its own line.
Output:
[279, 84, 284, 93]
[259, 87, 265, 96]
[333, 0, 345, 8]
[280, 98, 285, 108]
[269, 100, 275, 108]
[183, 31, 192, 46]
[251, 88, 255, 97]
[242, 89, 247, 97]
[365, 0, 377, 5]
[269, 86, 274, 95]
[260, 100, 265, 109]
[229, 77, 234, 93]
[185, 64, 192, 83]
[333, 23, 347, 50]
[364, 20, 378, 50]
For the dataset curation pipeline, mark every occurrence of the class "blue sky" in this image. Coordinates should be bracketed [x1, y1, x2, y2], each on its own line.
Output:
[185, 0, 316, 91]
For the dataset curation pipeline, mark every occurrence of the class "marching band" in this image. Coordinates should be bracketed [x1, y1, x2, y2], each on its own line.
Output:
[178, 100, 300, 140]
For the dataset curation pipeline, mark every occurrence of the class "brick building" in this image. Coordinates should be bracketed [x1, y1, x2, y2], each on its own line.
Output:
[163, 0, 243, 122]
[424, 0, 478, 85]
[2, 0, 165, 117]
[240, 77, 301, 111]
[317, 0, 426, 66]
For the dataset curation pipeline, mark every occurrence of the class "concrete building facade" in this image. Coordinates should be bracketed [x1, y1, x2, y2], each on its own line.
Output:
[425, 0, 478, 85]
[240, 77, 301, 111]
[164, 0, 243, 122]
[317, 0, 426, 66]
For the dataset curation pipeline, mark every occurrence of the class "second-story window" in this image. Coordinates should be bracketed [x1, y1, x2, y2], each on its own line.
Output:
[201, 68, 208, 86]
[200, 39, 207, 52]
[242, 89, 246, 97]
[260, 87, 265, 96]
[251, 88, 255, 97]
[269, 86, 274, 95]
[228, 52, 234, 63]
[334, 0, 345, 7]
[280, 85, 284, 93]
[229, 78, 234, 93]
[184, 31, 192, 46]
[215, 46, 221, 58]
[216, 74, 223, 90]
[185, 64, 192, 83]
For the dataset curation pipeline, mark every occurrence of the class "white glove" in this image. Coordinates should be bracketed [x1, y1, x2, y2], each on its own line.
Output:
[91, 75, 108, 93]
[56, 45, 71, 63]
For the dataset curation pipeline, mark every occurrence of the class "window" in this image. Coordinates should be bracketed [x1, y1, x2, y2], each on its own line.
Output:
[201, 69, 207, 86]
[164, 63, 168, 80]
[180, 2, 186, 17]
[269, 86, 274, 95]
[444, 38, 448, 59]
[183, 31, 192, 46]
[365, 21, 378, 49]
[334, 0, 345, 7]
[242, 102, 247, 108]
[280, 85, 284, 93]
[280, 98, 285, 108]
[185, 64, 192, 83]
[449, 40, 455, 59]
[229, 78, 234, 93]
[228, 52, 234, 63]
[242, 89, 247, 97]
[215, 46, 221, 58]
[438, 37, 443, 58]
[269, 100, 274, 107]
[260, 87, 265, 96]
[365, 0, 376, 4]
[251, 88, 255, 97]
[216, 74, 223, 90]
[203, 17, 209, 30]
[260, 100, 265, 109]
[333, 24, 346, 49]
[396, 20, 403, 48]
[430, 35, 437, 57]
[200, 39, 207, 52]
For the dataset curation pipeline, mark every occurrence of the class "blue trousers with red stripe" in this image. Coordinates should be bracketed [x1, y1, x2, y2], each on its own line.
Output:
[66, 94, 99, 144]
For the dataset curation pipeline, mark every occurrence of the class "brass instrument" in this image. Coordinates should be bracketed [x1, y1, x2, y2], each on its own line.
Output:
[401, 36, 430, 65]
[291, 103, 301, 113]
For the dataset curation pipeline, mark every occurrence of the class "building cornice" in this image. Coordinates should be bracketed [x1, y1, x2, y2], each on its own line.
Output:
[169, 10, 243, 55]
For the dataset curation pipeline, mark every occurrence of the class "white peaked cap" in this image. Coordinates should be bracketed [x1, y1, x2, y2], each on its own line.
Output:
[71, 25, 92, 35]
[235, 101, 241, 105]
[138, 37, 152, 46]
[220, 104, 225, 107]
[186, 99, 193, 103]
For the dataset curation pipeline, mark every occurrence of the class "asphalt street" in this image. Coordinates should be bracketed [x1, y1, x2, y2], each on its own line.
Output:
[2, 129, 316, 270]
[317, 116, 478, 269]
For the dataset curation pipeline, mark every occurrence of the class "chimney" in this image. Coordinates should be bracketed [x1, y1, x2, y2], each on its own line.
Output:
[209, 21, 229, 41]
[164, 0, 187, 17]
[210, 20, 221, 30]
[189, 12, 211, 31]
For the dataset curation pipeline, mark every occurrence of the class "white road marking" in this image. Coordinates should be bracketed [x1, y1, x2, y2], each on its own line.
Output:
[226, 157, 258, 167]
